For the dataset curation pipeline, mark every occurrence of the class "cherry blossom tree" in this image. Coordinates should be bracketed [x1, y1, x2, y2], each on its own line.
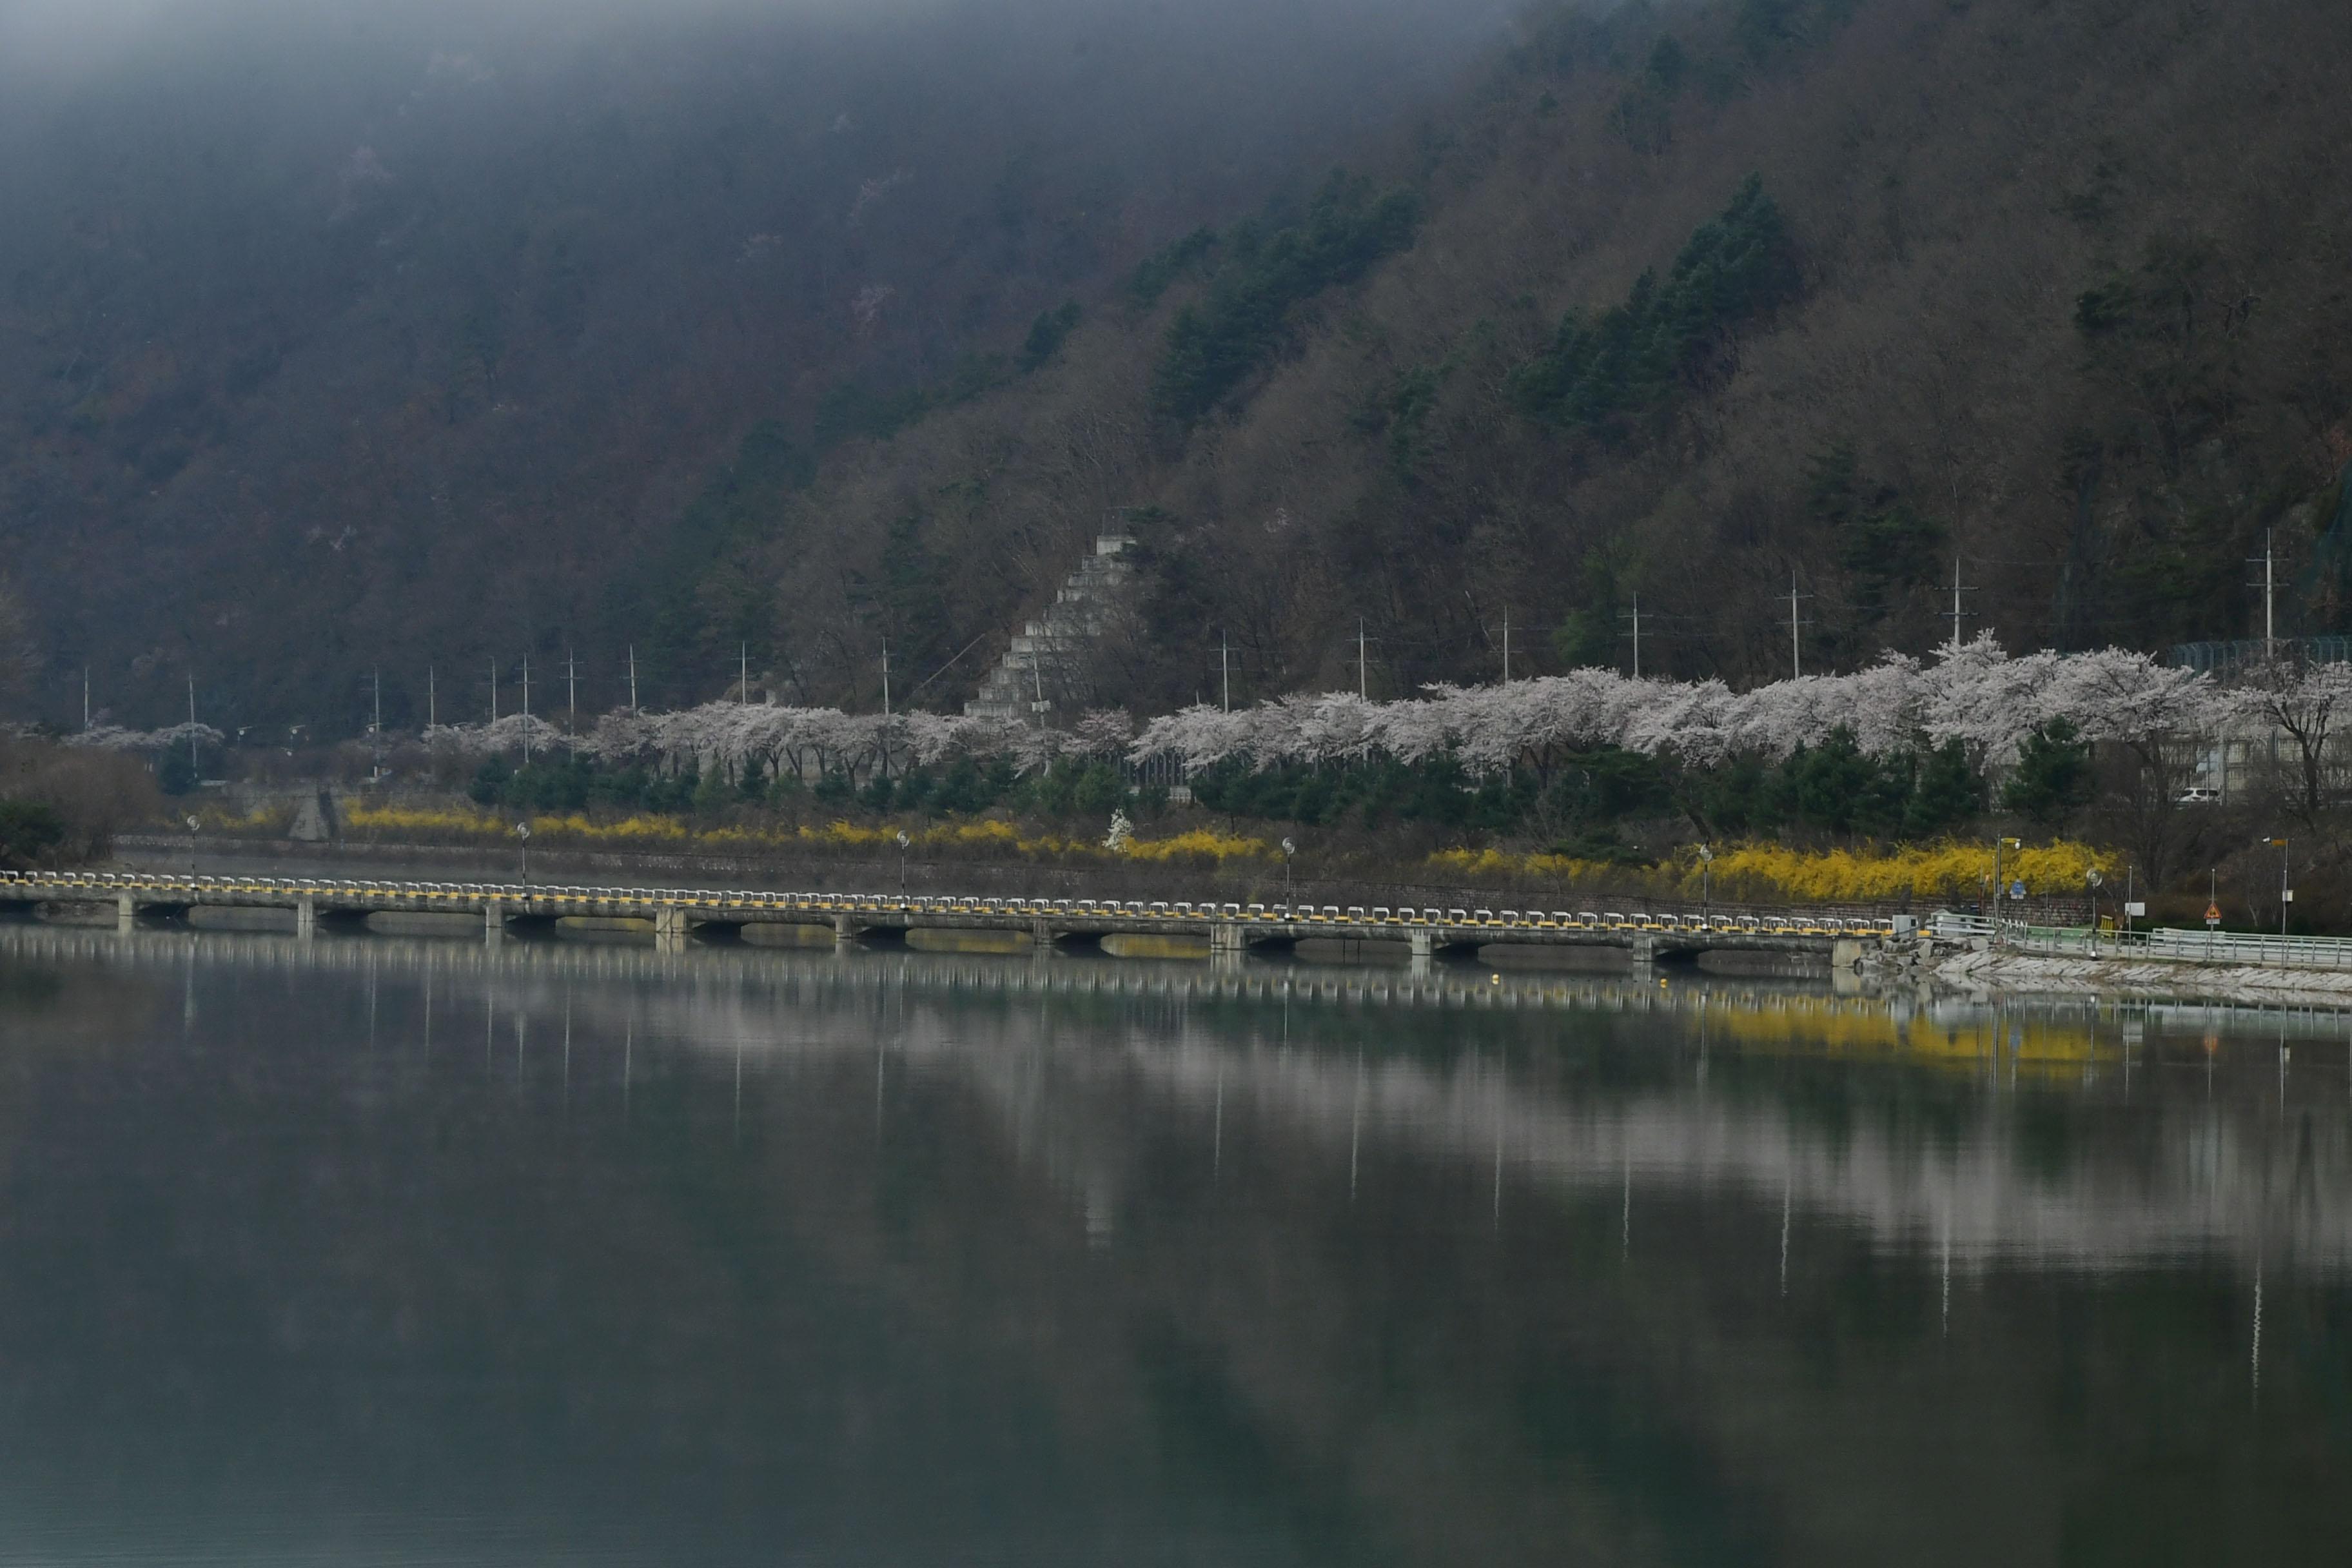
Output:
[70, 721, 226, 754]
[2240, 657, 2352, 821]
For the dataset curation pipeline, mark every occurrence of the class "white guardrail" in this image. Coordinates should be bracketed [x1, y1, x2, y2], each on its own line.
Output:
[1932, 910, 2352, 972]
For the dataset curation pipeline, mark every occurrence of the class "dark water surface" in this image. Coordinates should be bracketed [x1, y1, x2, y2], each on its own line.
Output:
[0, 922, 2346, 1565]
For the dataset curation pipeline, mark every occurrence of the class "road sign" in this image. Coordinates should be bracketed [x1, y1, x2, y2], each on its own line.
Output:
[2008, 880, 2026, 901]
[2284, 889, 2295, 903]
[2124, 901, 2146, 918]
[2205, 903, 2222, 927]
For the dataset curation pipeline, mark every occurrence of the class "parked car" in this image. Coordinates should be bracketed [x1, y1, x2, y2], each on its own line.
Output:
[2175, 787, 2222, 805]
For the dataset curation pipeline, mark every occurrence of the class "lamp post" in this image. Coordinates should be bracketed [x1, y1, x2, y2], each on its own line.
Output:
[896, 829, 910, 899]
[2084, 867, 2102, 954]
[1281, 836, 1297, 908]
[1992, 836, 2021, 925]
[2264, 836, 2289, 936]
[514, 821, 531, 884]
[185, 814, 199, 880]
[1698, 843, 1714, 917]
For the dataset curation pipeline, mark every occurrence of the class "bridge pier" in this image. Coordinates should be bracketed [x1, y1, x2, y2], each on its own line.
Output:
[1409, 930, 1433, 961]
[116, 893, 135, 934]
[295, 897, 317, 941]
[1210, 923, 1250, 957]
[655, 906, 687, 953]
[1630, 935, 1657, 966]
[834, 913, 856, 948]
[484, 899, 505, 945]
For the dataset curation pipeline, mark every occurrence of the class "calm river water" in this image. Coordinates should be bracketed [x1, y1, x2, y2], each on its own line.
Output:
[0, 921, 2346, 1565]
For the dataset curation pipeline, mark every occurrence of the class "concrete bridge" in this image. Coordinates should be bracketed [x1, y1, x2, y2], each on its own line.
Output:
[0, 870, 1896, 966]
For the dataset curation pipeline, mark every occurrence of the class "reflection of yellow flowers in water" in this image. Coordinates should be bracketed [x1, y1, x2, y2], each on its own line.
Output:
[1694, 992, 2113, 1071]
[1429, 840, 2118, 904]
[337, 804, 1271, 863]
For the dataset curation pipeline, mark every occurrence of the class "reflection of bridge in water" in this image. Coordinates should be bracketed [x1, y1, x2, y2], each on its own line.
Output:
[7, 922, 2344, 1278]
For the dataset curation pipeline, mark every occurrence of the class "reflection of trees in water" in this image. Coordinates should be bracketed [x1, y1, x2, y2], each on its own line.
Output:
[5, 923, 2349, 1565]
[5, 923, 2345, 1273]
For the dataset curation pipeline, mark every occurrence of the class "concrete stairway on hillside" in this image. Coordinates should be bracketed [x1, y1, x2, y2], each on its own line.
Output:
[965, 533, 1137, 721]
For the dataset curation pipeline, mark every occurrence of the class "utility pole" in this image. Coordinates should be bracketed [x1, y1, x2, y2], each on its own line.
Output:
[1948, 556, 1975, 651]
[1220, 631, 1231, 714]
[490, 659, 498, 725]
[187, 672, 199, 781]
[566, 649, 578, 740]
[740, 642, 749, 705]
[1628, 593, 1643, 679]
[1501, 606, 1511, 684]
[82, 667, 90, 730]
[371, 669, 383, 782]
[1358, 618, 1367, 700]
[881, 643, 892, 717]
[627, 645, 638, 712]
[2247, 533, 2280, 665]
[521, 658, 532, 763]
[1788, 573, 1810, 679]
[2264, 531, 2276, 659]
[427, 665, 436, 730]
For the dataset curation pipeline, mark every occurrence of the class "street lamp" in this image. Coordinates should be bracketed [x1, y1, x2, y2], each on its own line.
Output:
[1698, 843, 1714, 917]
[896, 829, 911, 899]
[1991, 836, 2021, 923]
[184, 814, 199, 880]
[514, 821, 531, 884]
[1281, 836, 1297, 906]
[2263, 836, 2289, 936]
[2084, 867, 2102, 952]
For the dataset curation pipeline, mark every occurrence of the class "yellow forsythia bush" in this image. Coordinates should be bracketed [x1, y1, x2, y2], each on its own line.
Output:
[1425, 839, 2117, 903]
[338, 802, 1271, 864]
[1117, 828, 1276, 863]
[1696, 840, 2117, 901]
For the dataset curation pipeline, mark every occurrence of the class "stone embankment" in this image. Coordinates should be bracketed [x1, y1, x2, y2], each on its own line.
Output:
[1861, 931, 2352, 1004]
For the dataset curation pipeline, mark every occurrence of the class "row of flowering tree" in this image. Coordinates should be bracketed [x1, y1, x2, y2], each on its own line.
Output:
[66, 639, 2352, 874]
[70, 638, 2352, 784]
[1128, 637, 2259, 778]
[415, 703, 1142, 789]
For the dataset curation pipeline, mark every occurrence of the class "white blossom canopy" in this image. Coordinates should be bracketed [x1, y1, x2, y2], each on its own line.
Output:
[366, 636, 2250, 785]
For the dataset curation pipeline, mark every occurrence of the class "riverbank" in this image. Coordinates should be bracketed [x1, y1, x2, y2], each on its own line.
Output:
[1929, 943, 2352, 1005]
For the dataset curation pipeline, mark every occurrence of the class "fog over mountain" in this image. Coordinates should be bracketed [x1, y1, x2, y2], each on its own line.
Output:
[3, 0, 2349, 736]
[0, 0, 1504, 727]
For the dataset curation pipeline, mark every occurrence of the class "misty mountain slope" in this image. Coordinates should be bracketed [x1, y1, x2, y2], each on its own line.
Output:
[5, 0, 2349, 735]
[0, 0, 1493, 729]
[763, 0, 2352, 716]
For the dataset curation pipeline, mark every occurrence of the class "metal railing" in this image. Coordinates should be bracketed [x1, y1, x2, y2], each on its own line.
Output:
[1930, 906, 2352, 972]
[2142, 926, 2352, 972]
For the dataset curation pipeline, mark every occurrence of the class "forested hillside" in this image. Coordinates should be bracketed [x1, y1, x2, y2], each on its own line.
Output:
[0, 0, 1493, 727]
[5, 0, 2350, 736]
